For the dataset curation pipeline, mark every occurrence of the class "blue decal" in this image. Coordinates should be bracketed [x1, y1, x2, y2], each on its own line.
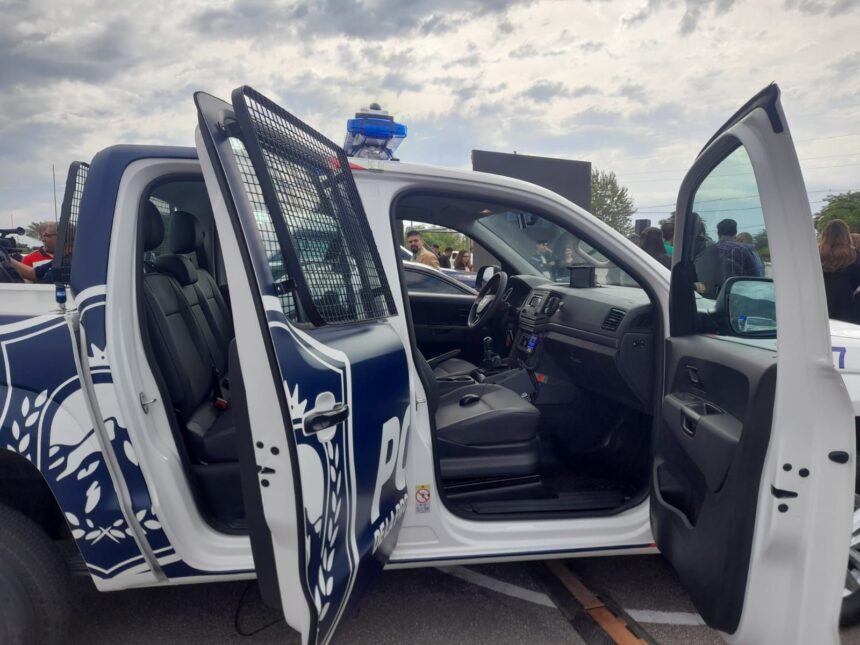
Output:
[834, 346, 847, 370]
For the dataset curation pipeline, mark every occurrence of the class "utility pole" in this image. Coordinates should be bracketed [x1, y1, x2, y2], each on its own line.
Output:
[52, 164, 58, 222]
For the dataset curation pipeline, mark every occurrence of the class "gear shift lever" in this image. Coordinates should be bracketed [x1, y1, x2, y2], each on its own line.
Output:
[481, 336, 502, 370]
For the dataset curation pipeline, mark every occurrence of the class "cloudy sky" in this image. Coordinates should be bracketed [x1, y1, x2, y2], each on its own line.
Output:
[1, 0, 858, 229]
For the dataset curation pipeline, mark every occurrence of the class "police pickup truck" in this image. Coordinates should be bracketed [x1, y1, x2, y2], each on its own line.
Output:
[0, 84, 856, 645]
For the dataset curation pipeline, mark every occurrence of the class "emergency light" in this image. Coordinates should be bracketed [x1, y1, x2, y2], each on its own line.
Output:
[343, 103, 407, 160]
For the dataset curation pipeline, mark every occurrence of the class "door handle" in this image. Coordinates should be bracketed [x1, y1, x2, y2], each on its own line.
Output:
[304, 403, 349, 434]
[680, 407, 699, 437]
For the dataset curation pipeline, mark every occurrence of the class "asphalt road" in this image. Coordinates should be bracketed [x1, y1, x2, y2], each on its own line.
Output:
[69, 554, 860, 644]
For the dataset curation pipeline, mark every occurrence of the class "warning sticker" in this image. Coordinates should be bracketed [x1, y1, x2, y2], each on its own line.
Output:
[415, 485, 431, 513]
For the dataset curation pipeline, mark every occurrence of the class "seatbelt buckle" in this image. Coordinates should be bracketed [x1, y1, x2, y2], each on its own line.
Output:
[213, 397, 229, 411]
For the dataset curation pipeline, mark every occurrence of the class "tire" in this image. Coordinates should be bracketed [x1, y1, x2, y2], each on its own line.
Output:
[840, 449, 860, 626]
[0, 503, 72, 644]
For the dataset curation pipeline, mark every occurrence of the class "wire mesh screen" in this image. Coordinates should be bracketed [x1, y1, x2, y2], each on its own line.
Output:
[232, 86, 397, 324]
[229, 137, 298, 321]
[53, 161, 89, 283]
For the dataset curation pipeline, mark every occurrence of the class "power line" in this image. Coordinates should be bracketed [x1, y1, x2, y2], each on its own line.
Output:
[637, 187, 854, 210]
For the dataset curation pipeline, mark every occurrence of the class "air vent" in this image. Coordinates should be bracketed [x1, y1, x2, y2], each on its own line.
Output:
[543, 295, 561, 316]
[602, 307, 626, 332]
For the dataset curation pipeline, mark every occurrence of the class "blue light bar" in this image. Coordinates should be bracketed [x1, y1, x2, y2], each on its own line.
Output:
[344, 103, 407, 160]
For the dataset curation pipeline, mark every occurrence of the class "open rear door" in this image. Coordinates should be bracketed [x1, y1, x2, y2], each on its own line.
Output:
[652, 83, 855, 644]
[195, 87, 411, 645]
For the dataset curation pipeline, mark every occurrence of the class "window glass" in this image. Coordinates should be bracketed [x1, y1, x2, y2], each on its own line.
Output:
[685, 144, 773, 336]
[478, 211, 640, 288]
[404, 267, 468, 294]
[229, 137, 299, 321]
[401, 222, 491, 274]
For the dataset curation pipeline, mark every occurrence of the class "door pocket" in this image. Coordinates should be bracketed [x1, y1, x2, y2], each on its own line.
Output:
[662, 392, 743, 492]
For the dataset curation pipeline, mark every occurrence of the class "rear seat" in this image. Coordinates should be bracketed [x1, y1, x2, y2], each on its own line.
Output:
[141, 202, 236, 463]
[164, 210, 233, 351]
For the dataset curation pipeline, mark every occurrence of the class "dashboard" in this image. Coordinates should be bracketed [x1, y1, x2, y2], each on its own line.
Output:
[503, 275, 656, 412]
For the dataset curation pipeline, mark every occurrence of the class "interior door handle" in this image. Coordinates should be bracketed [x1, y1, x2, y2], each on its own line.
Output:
[304, 403, 349, 434]
[681, 407, 699, 437]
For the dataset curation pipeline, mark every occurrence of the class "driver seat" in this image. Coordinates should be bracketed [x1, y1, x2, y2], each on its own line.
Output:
[428, 353, 478, 377]
[416, 353, 540, 481]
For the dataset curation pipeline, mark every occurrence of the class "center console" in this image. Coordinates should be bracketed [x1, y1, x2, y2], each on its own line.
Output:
[514, 288, 562, 367]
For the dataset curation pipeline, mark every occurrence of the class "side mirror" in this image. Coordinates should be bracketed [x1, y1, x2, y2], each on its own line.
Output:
[714, 277, 776, 338]
[475, 265, 498, 290]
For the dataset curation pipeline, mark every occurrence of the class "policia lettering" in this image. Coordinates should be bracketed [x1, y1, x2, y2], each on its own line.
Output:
[371, 410, 410, 553]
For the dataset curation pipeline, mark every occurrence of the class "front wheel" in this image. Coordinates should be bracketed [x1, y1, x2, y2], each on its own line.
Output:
[0, 504, 72, 644]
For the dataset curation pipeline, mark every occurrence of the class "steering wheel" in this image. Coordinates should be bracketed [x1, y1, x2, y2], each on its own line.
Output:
[468, 271, 508, 328]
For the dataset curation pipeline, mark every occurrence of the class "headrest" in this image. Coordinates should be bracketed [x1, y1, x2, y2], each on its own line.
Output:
[155, 254, 198, 287]
[142, 201, 165, 251]
[169, 211, 203, 255]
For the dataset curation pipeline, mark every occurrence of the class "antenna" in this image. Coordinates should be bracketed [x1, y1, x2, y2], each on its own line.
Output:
[52, 164, 58, 222]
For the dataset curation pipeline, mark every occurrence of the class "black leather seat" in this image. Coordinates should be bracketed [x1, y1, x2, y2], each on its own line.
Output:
[417, 353, 540, 481]
[140, 203, 234, 464]
[166, 211, 233, 350]
[432, 356, 478, 377]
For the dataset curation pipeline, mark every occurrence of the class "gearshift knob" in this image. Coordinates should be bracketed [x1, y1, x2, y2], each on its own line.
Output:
[482, 336, 493, 353]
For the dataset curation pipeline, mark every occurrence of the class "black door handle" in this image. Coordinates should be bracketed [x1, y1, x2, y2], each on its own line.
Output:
[304, 403, 349, 434]
[681, 408, 699, 437]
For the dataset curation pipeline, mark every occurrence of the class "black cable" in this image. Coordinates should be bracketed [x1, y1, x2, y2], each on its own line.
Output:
[233, 581, 284, 637]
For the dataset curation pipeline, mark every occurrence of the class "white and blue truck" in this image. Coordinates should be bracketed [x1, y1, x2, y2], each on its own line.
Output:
[0, 83, 857, 645]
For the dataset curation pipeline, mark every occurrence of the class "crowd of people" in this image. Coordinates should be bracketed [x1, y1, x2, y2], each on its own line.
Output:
[636, 217, 765, 297]
[405, 230, 473, 271]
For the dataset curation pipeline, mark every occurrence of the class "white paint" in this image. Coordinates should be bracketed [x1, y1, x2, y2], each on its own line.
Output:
[626, 609, 706, 626]
[437, 565, 557, 609]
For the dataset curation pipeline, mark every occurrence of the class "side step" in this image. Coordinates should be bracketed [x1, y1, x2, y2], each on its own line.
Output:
[468, 489, 626, 514]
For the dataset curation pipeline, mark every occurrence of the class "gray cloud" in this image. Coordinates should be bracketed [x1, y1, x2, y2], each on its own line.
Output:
[580, 41, 605, 53]
[830, 50, 860, 75]
[784, 0, 859, 15]
[443, 52, 483, 69]
[0, 15, 145, 89]
[517, 81, 601, 104]
[615, 83, 647, 102]
[191, 0, 533, 41]
[623, 0, 736, 35]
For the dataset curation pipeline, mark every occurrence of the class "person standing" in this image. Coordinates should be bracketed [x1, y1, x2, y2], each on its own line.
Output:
[661, 221, 674, 256]
[640, 227, 671, 269]
[453, 250, 473, 271]
[22, 221, 57, 269]
[736, 231, 765, 277]
[439, 247, 453, 269]
[405, 230, 440, 269]
[819, 219, 860, 323]
[715, 219, 758, 280]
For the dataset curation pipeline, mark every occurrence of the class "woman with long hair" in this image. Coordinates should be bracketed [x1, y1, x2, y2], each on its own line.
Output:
[453, 250, 473, 271]
[819, 219, 860, 323]
[639, 227, 671, 269]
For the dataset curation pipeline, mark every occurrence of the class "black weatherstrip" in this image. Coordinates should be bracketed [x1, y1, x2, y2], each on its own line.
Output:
[54, 161, 89, 285]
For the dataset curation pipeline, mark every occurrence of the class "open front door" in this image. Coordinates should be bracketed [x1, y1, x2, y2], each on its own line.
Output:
[653, 84, 855, 643]
[195, 87, 411, 645]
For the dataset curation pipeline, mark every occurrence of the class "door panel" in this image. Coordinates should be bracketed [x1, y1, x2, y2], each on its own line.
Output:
[653, 83, 854, 644]
[196, 87, 410, 645]
[654, 336, 775, 630]
[409, 292, 482, 361]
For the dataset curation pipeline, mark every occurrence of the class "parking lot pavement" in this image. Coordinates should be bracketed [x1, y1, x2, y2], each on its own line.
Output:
[69, 555, 860, 644]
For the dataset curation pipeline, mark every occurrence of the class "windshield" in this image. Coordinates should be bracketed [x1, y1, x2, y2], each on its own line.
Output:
[477, 210, 639, 287]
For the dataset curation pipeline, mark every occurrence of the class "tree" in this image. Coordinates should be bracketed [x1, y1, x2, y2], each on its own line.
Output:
[815, 191, 860, 233]
[590, 169, 636, 236]
[25, 221, 46, 239]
